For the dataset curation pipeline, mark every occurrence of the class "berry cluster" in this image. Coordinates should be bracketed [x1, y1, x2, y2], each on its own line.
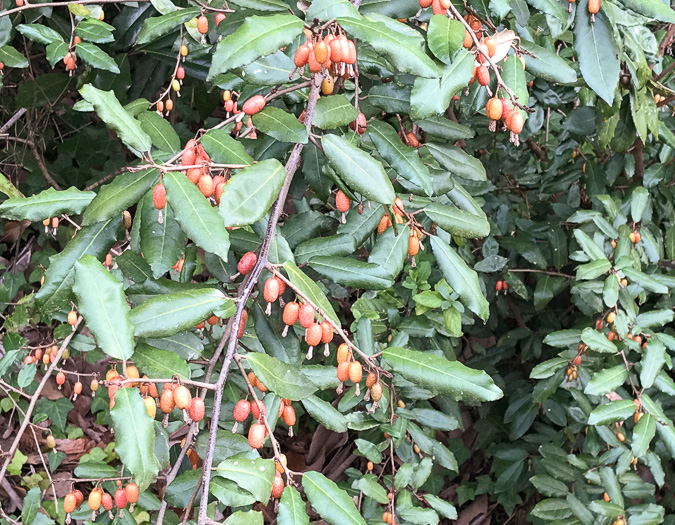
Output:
[494, 279, 509, 294]
[281, 300, 333, 359]
[294, 32, 357, 86]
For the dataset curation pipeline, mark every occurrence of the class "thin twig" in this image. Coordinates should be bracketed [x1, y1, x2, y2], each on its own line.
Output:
[0, 108, 26, 134]
[196, 78, 322, 525]
[0, 0, 151, 18]
[508, 268, 573, 279]
[0, 317, 82, 484]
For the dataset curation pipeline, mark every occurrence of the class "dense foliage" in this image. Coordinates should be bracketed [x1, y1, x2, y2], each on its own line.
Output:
[2, 0, 675, 524]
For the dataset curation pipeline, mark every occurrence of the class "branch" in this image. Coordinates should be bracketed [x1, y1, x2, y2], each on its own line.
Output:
[447, 2, 532, 113]
[508, 268, 573, 279]
[0, 0, 150, 18]
[0, 108, 26, 134]
[0, 316, 82, 485]
[156, 424, 197, 525]
[28, 139, 61, 190]
[195, 77, 322, 525]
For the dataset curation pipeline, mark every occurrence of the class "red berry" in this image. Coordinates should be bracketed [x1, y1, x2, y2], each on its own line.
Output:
[250, 399, 266, 420]
[72, 489, 84, 508]
[282, 405, 296, 426]
[114, 488, 127, 509]
[233, 399, 251, 422]
[305, 323, 322, 346]
[181, 139, 197, 166]
[215, 13, 226, 25]
[283, 302, 299, 325]
[298, 304, 314, 328]
[271, 473, 284, 498]
[176, 66, 185, 80]
[125, 483, 139, 504]
[56, 371, 66, 385]
[336, 190, 351, 213]
[242, 95, 266, 116]
[477, 65, 490, 86]
[349, 112, 367, 134]
[101, 492, 113, 511]
[189, 397, 205, 422]
[320, 321, 333, 344]
[237, 310, 248, 338]
[238, 252, 257, 275]
[263, 278, 280, 303]
[294, 43, 311, 68]
[153, 183, 166, 210]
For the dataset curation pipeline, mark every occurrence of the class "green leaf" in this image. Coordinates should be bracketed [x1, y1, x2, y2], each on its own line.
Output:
[216, 456, 276, 504]
[278, 486, 310, 525]
[309, 257, 393, 289]
[306, 0, 361, 21]
[337, 16, 441, 78]
[74, 255, 135, 360]
[530, 475, 569, 497]
[543, 329, 582, 348]
[16, 23, 63, 44]
[110, 388, 161, 491]
[201, 129, 255, 165]
[524, 0, 565, 21]
[322, 134, 395, 204]
[139, 191, 187, 279]
[618, 0, 675, 22]
[22, 487, 41, 525]
[132, 342, 191, 379]
[252, 107, 307, 144]
[218, 159, 286, 227]
[74, 461, 119, 478]
[0, 45, 29, 68]
[632, 414, 656, 458]
[584, 365, 628, 396]
[368, 226, 409, 279]
[426, 142, 486, 181]
[80, 84, 152, 154]
[226, 511, 264, 525]
[603, 274, 619, 307]
[576, 259, 611, 280]
[427, 16, 464, 64]
[246, 353, 317, 400]
[425, 202, 489, 239]
[424, 495, 457, 520]
[631, 186, 649, 222]
[36, 397, 73, 431]
[354, 439, 383, 463]
[0, 187, 95, 221]
[35, 216, 121, 315]
[130, 288, 229, 338]
[303, 471, 367, 525]
[368, 120, 433, 196]
[520, 40, 577, 84]
[164, 171, 230, 261]
[282, 261, 339, 325]
[76, 42, 120, 73]
[75, 19, 115, 43]
[410, 50, 475, 119]
[430, 236, 489, 321]
[138, 112, 180, 152]
[640, 339, 666, 389]
[354, 474, 389, 504]
[501, 55, 530, 120]
[229, 0, 289, 10]
[415, 116, 473, 140]
[208, 14, 304, 79]
[574, 0, 620, 105]
[82, 169, 158, 226]
[136, 7, 201, 45]
[382, 347, 502, 402]
[301, 395, 348, 432]
[588, 399, 636, 425]
[195, 430, 253, 464]
[622, 267, 668, 294]
[313, 95, 359, 130]
[581, 327, 617, 354]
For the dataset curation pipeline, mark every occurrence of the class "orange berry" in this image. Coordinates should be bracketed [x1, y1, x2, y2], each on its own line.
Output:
[187, 167, 203, 184]
[114, 488, 127, 509]
[165, 99, 174, 112]
[298, 304, 314, 328]
[370, 382, 383, 401]
[305, 323, 322, 347]
[125, 483, 139, 504]
[56, 371, 66, 385]
[337, 362, 350, 382]
[198, 174, 214, 197]
[242, 95, 266, 116]
[349, 361, 363, 383]
[282, 405, 296, 426]
[160, 388, 175, 413]
[408, 235, 420, 257]
[509, 111, 525, 134]
[250, 399, 266, 420]
[67, 310, 77, 325]
[64, 493, 77, 514]
[263, 277, 280, 303]
[173, 385, 192, 410]
[406, 132, 419, 148]
[233, 399, 251, 422]
[248, 422, 267, 448]
[197, 15, 208, 34]
[366, 372, 377, 389]
[607, 312, 616, 324]
[283, 302, 300, 325]
[271, 473, 285, 498]
[337, 343, 351, 363]
[484, 37, 496, 57]
[573, 355, 582, 366]
[189, 397, 205, 422]
[101, 492, 113, 511]
[238, 252, 257, 275]
[486, 97, 503, 120]
[207, 315, 219, 326]
[73, 381, 82, 395]
[588, 0, 600, 14]
[314, 41, 330, 64]
[320, 321, 333, 344]
[237, 309, 248, 338]
[336, 190, 351, 213]
[477, 65, 490, 86]
[72, 489, 84, 507]
[294, 43, 311, 68]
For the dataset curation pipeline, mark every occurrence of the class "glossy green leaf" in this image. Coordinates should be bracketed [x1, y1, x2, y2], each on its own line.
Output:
[301, 395, 348, 432]
[584, 365, 628, 396]
[618, 0, 675, 22]
[354, 474, 388, 504]
[282, 261, 339, 325]
[588, 399, 636, 426]
[252, 107, 307, 144]
[581, 327, 617, 354]
[76, 42, 120, 73]
[80, 84, 152, 154]
[110, 388, 161, 491]
[164, 171, 230, 261]
[520, 40, 577, 84]
[132, 342, 191, 379]
[278, 486, 310, 525]
[225, 511, 264, 525]
[136, 7, 201, 45]
[73, 255, 135, 360]
[306, 0, 361, 21]
[382, 347, 502, 402]
[215, 456, 276, 504]
[425, 202, 489, 239]
[322, 134, 395, 204]
[82, 169, 158, 225]
[201, 129, 254, 165]
[424, 495, 457, 520]
[502, 55, 530, 120]
[524, 0, 565, 21]
[427, 16, 464, 64]
[426, 142, 486, 181]
[35, 216, 121, 315]
[0, 187, 95, 221]
[16, 23, 63, 44]
[640, 339, 666, 389]
[368, 120, 433, 196]
[313, 95, 359, 130]
[246, 353, 317, 400]
[130, 288, 229, 338]
[219, 159, 286, 227]
[303, 471, 367, 525]
[430, 235, 489, 321]
[138, 112, 180, 152]
[0, 45, 29, 67]
[574, 0, 620, 105]
[622, 267, 668, 294]
[632, 413, 656, 458]
[337, 16, 441, 78]
[415, 116, 473, 140]
[208, 14, 304, 79]
[309, 257, 393, 289]
[75, 19, 115, 43]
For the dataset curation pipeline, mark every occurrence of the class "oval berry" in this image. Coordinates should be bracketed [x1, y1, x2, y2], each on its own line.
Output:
[242, 95, 266, 116]
[305, 323, 322, 346]
[197, 15, 208, 35]
[271, 474, 284, 499]
[408, 235, 420, 257]
[73, 489, 84, 507]
[144, 396, 157, 419]
[56, 371, 66, 385]
[509, 111, 524, 134]
[67, 310, 77, 325]
[233, 399, 251, 422]
[237, 310, 248, 338]
[160, 388, 175, 413]
[238, 252, 257, 275]
[337, 361, 350, 382]
[371, 382, 383, 401]
[349, 361, 363, 384]
[476, 65, 490, 86]
[64, 493, 77, 514]
[336, 190, 351, 213]
[320, 321, 333, 344]
[294, 43, 311, 68]
[282, 405, 296, 426]
[173, 385, 192, 410]
[114, 488, 127, 509]
[198, 174, 214, 197]
[125, 483, 139, 504]
[486, 97, 503, 120]
[336, 343, 351, 363]
[298, 304, 314, 328]
[250, 399, 266, 420]
[189, 397, 205, 422]
[263, 277, 280, 303]
[283, 302, 299, 325]
[314, 41, 329, 64]
[248, 422, 267, 448]
[101, 492, 113, 511]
